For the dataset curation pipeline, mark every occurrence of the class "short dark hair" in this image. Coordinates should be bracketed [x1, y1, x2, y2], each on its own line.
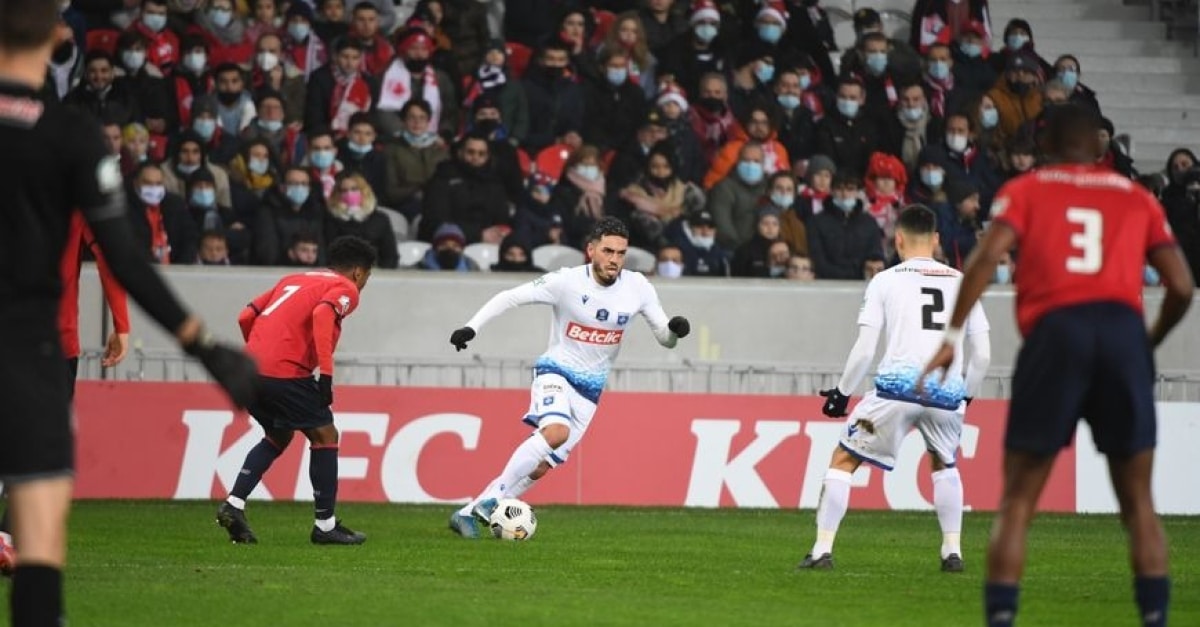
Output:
[400, 98, 432, 120]
[199, 229, 226, 244]
[588, 217, 629, 243]
[896, 204, 938, 235]
[1041, 102, 1101, 160]
[348, 111, 374, 130]
[290, 231, 320, 247]
[0, 0, 61, 53]
[352, 1, 377, 14]
[213, 62, 243, 80]
[832, 170, 862, 189]
[327, 235, 378, 270]
[861, 32, 888, 47]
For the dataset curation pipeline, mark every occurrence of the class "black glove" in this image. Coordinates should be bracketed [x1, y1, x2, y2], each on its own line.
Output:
[668, 316, 690, 338]
[184, 329, 259, 409]
[318, 374, 333, 406]
[450, 326, 476, 351]
[819, 388, 850, 418]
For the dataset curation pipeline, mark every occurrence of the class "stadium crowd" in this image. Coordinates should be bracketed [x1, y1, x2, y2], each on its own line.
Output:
[51, 0, 1200, 281]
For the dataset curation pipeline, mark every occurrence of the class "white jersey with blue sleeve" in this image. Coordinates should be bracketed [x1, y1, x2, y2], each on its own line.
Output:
[464, 265, 678, 403]
[854, 257, 990, 409]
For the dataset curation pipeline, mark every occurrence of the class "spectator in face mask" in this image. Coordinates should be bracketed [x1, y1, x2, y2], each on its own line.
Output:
[163, 131, 235, 208]
[986, 52, 1043, 141]
[889, 82, 934, 173]
[921, 43, 965, 130]
[654, 243, 685, 278]
[416, 223, 479, 271]
[773, 67, 817, 165]
[950, 20, 996, 101]
[814, 77, 879, 177]
[806, 171, 884, 280]
[324, 172, 399, 268]
[251, 33, 306, 124]
[255, 167, 327, 265]
[617, 142, 706, 250]
[243, 91, 307, 167]
[1097, 117, 1135, 179]
[246, 0, 282, 44]
[731, 205, 785, 277]
[173, 35, 215, 127]
[964, 92, 1005, 167]
[375, 27, 459, 138]
[127, 162, 198, 265]
[382, 99, 449, 216]
[1053, 54, 1099, 115]
[229, 137, 280, 198]
[728, 42, 774, 121]
[910, 0, 992, 54]
[664, 209, 731, 277]
[132, 0, 181, 72]
[844, 8, 922, 78]
[599, 11, 659, 100]
[190, 95, 242, 166]
[918, 111, 1002, 217]
[283, 1, 328, 80]
[548, 145, 612, 249]
[688, 72, 736, 164]
[336, 112, 386, 197]
[765, 171, 808, 257]
[491, 233, 544, 273]
[864, 152, 907, 260]
[1161, 148, 1200, 280]
[583, 47, 649, 153]
[703, 103, 790, 189]
[608, 110, 672, 194]
[989, 18, 1052, 78]
[190, 0, 255, 67]
[654, 83, 707, 185]
[520, 41, 585, 154]
[657, 0, 730, 101]
[852, 32, 910, 129]
[797, 153, 835, 219]
[185, 168, 249, 263]
[781, 0, 838, 85]
[114, 31, 173, 137]
[708, 141, 770, 249]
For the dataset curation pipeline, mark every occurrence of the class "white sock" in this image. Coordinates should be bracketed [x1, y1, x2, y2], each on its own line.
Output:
[315, 515, 336, 532]
[504, 476, 538, 499]
[932, 467, 963, 558]
[225, 495, 246, 510]
[810, 469, 853, 556]
[458, 433, 554, 516]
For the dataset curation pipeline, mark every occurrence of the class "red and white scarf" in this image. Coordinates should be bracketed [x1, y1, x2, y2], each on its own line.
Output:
[378, 61, 441, 130]
[924, 72, 955, 118]
[145, 206, 171, 264]
[330, 69, 373, 135]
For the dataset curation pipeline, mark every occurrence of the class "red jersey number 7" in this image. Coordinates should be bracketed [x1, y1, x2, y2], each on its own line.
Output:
[261, 285, 301, 316]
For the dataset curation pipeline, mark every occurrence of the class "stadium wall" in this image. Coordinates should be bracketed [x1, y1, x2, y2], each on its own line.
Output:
[74, 382, 1200, 514]
[77, 266, 1200, 387]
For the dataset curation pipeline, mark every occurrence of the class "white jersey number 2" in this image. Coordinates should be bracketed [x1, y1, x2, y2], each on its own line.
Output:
[1066, 207, 1103, 274]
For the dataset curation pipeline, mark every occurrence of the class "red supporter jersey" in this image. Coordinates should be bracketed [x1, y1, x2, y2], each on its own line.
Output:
[991, 164, 1177, 336]
[244, 271, 360, 378]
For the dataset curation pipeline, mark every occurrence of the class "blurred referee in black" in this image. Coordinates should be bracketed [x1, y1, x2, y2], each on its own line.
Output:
[0, 2, 258, 625]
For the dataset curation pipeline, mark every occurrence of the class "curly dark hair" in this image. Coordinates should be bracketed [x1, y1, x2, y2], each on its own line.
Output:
[327, 235, 378, 270]
[588, 217, 630, 243]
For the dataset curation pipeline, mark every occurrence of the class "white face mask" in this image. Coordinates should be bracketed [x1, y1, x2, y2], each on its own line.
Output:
[692, 235, 715, 249]
[256, 51, 280, 72]
[946, 134, 969, 153]
[138, 185, 166, 205]
[656, 260, 684, 278]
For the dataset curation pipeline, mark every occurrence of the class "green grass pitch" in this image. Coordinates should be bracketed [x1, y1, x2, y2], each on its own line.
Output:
[41, 501, 1200, 626]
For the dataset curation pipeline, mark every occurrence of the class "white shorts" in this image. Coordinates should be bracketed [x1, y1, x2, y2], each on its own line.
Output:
[839, 390, 964, 470]
[521, 373, 598, 467]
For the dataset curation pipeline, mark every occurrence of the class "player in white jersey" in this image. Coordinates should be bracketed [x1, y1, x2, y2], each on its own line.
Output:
[798, 205, 992, 572]
[446, 218, 691, 538]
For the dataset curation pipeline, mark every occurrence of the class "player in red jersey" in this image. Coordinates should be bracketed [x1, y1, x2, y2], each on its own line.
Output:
[216, 236, 376, 546]
[921, 104, 1194, 627]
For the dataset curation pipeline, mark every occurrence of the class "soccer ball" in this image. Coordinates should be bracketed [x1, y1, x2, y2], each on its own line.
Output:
[488, 498, 538, 541]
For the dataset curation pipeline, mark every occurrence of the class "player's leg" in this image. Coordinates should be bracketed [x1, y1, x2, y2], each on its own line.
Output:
[7, 477, 72, 627]
[800, 393, 905, 569]
[1083, 305, 1168, 627]
[217, 378, 297, 544]
[498, 387, 598, 504]
[302, 422, 364, 544]
[985, 306, 1094, 627]
[452, 375, 574, 536]
[918, 407, 966, 570]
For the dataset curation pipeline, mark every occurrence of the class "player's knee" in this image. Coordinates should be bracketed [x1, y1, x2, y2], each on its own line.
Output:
[540, 423, 569, 448]
[306, 424, 339, 445]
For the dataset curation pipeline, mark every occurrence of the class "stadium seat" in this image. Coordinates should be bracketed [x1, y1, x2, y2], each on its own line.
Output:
[397, 241, 431, 267]
[832, 18, 858, 51]
[505, 41, 533, 79]
[624, 246, 656, 274]
[533, 245, 585, 271]
[86, 29, 121, 55]
[378, 207, 408, 241]
[463, 242, 500, 272]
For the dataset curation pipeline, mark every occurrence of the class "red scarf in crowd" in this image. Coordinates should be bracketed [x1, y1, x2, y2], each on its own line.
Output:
[145, 206, 171, 264]
[330, 69, 373, 135]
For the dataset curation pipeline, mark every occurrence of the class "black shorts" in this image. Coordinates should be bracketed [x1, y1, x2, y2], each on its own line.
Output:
[1007, 302, 1157, 457]
[248, 376, 333, 432]
[0, 305, 74, 481]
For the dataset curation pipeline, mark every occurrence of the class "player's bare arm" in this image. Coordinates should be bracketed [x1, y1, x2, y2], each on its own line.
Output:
[1146, 245, 1194, 347]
